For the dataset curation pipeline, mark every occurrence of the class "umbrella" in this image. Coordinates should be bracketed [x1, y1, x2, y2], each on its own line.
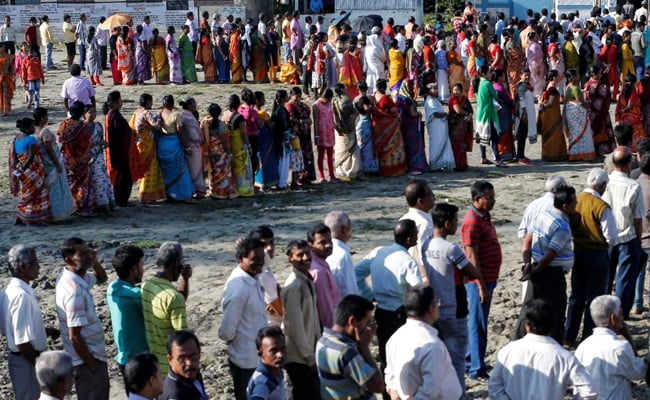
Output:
[100, 13, 132, 30]
[331, 11, 351, 29]
[350, 14, 383, 33]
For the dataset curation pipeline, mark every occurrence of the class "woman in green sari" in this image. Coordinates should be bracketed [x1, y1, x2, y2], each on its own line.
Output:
[250, 28, 269, 83]
[179, 24, 197, 83]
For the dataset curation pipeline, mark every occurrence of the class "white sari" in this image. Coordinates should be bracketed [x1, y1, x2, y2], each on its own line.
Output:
[425, 95, 456, 170]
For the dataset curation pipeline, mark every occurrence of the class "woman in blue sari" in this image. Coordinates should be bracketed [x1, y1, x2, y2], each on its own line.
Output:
[214, 27, 230, 83]
[354, 83, 379, 174]
[254, 91, 280, 189]
[158, 95, 195, 202]
[396, 82, 427, 174]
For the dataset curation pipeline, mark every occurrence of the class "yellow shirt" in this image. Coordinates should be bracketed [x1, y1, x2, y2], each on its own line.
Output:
[39, 22, 52, 45]
[62, 21, 75, 43]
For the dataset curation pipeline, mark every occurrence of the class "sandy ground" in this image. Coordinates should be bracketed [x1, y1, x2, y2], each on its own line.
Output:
[1, 45, 650, 399]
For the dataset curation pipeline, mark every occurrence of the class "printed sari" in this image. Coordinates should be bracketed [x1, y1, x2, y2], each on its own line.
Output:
[616, 89, 646, 153]
[333, 93, 362, 179]
[151, 35, 170, 83]
[371, 94, 407, 176]
[0, 53, 14, 115]
[37, 127, 74, 221]
[447, 49, 467, 96]
[166, 35, 183, 84]
[9, 136, 52, 223]
[286, 101, 316, 184]
[159, 110, 194, 201]
[88, 122, 116, 210]
[564, 85, 596, 161]
[179, 33, 197, 83]
[338, 49, 363, 99]
[135, 35, 152, 82]
[505, 41, 524, 98]
[527, 41, 546, 98]
[230, 31, 243, 83]
[201, 117, 237, 198]
[58, 119, 95, 214]
[536, 86, 567, 161]
[229, 112, 254, 196]
[117, 35, 136, 85]
[129, 107, 166, 202]
[583, 76, 615, 155]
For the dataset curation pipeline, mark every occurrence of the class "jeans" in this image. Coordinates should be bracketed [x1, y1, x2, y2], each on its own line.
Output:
[635, 56, 645, 81]
[79, 43, 86, 69]
[465, 281, 496, 377]
[45, 43, 53, 68]
[8, 353, 40, 400]
[285, 362, 320, 400]
[564, 248, 609, 344]
[436, 317, 468, 394]
[283, 42, 291, 63]
[228, 358, 255, 400]
[609, 239, 642, 319]
[633, 248, 650, 308]
[27, 80, 40, 108]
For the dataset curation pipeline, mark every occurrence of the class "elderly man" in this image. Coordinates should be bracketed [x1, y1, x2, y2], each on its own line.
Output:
[219, 238, 267, 400]
[518, 185, 577, 344]
[489, 299, 596, 399]
[124, 353, 164, 400]
[603, 146, 645, 319]
[565, 169, 618, 345]
[325, 210, 357, 296]
[356, 219, 422, 377]
[55, 237, 109, 400]
[399, 179, 436, 282]
[35, 351, 74, 400]
[1, 245, 58, 400]
[576, 295, 647, 399]
[385, 285, 462, 400]
[141, 242, 192, 374]
[282, 240, 321, 398]
[161, 331, 207, 400]
[107, 245, 150, 394]
[60, 64, 95, 115]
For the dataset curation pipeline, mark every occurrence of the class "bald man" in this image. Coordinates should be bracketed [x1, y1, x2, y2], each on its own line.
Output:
[602, 146, 645, 319]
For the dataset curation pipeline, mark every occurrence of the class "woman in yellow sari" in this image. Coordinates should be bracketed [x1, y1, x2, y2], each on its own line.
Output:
[537, 70, 567, 161]
[0, 43, 14, 116]
[129, 93, 166, 203]
[151, 28, 169, 84]
[388, 39, 405, 89]
[229, 28, 243, 84]
[223, 94, 253, 196]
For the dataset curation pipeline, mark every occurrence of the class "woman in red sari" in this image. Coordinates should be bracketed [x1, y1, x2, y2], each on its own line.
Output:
[117, 26, 136, 85]
[9, 117, 52, 224]
[339, 38, 363, 99]
[448, 83, 473, 171]
[583, 66, 615, 155]
[616, 74, 646, 152]
[371, 79, 407, 177]
[58, 101, 94, 215]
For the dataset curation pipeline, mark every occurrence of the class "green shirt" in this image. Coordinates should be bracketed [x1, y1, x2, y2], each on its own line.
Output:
[141, 276, 187, 374]
[476, 77, 501, 131]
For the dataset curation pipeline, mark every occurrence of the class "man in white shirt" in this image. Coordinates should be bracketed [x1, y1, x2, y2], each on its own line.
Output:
[325, 210, 358, 296]
[356, 219, 422, 375]
[211, 13, 222, 43]
[124, 353, 164, 400]
[0, 15, 16, 55]
[576, 295, 647, 399]
[399, 179, 436, 283]
[258, 13, 269, 45]
[248, 225, 282, 325]
[489, 299, 597, 399]
[75, 14, 88, 70]
[1, 245, 58, 400]
[60, 64, 96, 115]
[185, 11, 199, 55]
[635, 0, 648, 22]
[96, 17, 109, 70]
[385, 284, 461, 400]
[219, 238, 267, 400]
[141, 16, 154, 45]
[603, 146, 645, 319]
[35, 351, 74, 400]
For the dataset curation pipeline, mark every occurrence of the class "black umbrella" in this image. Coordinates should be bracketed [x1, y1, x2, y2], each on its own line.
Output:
[331, 11, 352, 28]
[351, 14, 383, 33]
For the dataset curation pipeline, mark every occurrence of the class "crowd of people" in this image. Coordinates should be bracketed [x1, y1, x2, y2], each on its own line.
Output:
[4, 172, 650, 400]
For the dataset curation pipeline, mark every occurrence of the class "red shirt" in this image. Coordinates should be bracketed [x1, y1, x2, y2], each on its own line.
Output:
[383, 24, 395, 39]
[25, 25, 37, 46]
[460, 207, 502, 283]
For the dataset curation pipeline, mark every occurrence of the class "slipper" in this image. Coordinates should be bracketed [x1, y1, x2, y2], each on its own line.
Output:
[496, 161, 508, 168]
[481, 159, 493, 165]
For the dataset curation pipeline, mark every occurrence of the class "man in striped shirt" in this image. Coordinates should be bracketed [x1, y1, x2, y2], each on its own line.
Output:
[517, 185, 577, 344]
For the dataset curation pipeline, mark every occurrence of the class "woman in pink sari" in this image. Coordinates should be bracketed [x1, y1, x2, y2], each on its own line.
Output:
[526, 31, 546, 99]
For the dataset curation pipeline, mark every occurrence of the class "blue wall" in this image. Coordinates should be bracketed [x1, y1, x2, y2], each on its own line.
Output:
[477, 0, 554, 18]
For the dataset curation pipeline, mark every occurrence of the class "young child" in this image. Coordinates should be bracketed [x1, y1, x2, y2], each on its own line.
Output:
[21, 47, 44, 109]
[312, 88, 336, 182]
[14, 42, 29, 104]
[289, 120, 304, 189]
[246, 326, 286, 400]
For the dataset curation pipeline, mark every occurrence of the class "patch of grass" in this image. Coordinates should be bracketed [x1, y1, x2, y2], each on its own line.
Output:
[132, 240, 162, 249]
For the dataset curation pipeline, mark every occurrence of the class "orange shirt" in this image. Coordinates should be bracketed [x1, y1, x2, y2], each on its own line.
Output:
[21, 56, 43, 83]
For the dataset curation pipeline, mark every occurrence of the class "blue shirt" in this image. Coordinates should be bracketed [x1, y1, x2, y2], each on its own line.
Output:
[531, 207, 574, 271]
[106, 279, 149, 365]
[435, 49, 448, 70]
[247, 361, 285, 400]
[495, 19, 505, 39]
[14, 135, 37, 155]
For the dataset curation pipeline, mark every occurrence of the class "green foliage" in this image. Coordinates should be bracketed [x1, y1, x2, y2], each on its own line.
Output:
[425, 0, 462, 33]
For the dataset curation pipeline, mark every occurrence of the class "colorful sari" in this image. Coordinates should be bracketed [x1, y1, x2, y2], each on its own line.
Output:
[151, 35, 170, 83]
[9, 135, 52, 223]
[583, 76, 615, 155]
[448, 94, 473, 171]
[339, 49, 363, 99]
[228, 112, 254, 196]
[527, 41, 546, 98]
[405, 48, 422, 99]
[371, 94, 407, 176]
[117, 35, 136, 85]
[201, 117, 237, 198]
[106, 109, 143, 207]
[196, 36, 216, 82]
[254, 109, 280, 187]
[215, 35, 230, 83]
[286, 101, 316, 184]
[37, 127, 74, 221]
[616, 89, 646, 153]
[179, 33, 197, 83]
[467, 40, 478, 100]
[129, 107, 166, 202]
[355, 101, 379, 174]
[494, 81, 515, 161]
[0, 53, 14, 115]
[536, 86, 567, 161]
[396, 88, 427, 173]
[159, 110, 194, 201]
[58, 119, 95, 214]
[88, 122, 115, 210]
[333, 93, 362, 179]
[564, 85, 596, 161]
[505, 41, 524, 98]
[86, 36, 102, 78]
[447, 49, 467, 96]
[166, 35, 183, 84]
[251, 34, 269, 83]
[229, 31, 243, 83]
[135, 35, 152, 82]
[388, 48, 405, 89]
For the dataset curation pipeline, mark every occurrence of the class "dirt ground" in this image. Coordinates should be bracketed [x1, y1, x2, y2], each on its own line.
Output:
[0, 45, 649, 399]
